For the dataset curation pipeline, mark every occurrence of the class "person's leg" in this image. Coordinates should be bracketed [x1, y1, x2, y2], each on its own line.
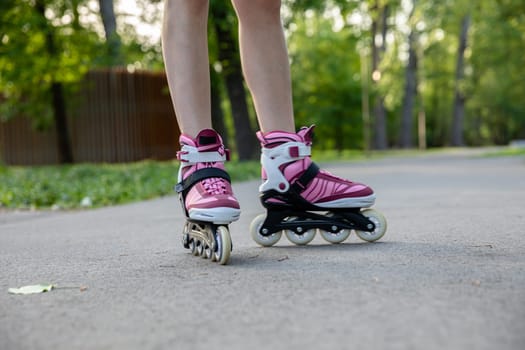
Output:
[229, 2, 384, 247]
[230, 0, 295, 133]
[162, 0, 211, 138]
[162, 0, 240, 256]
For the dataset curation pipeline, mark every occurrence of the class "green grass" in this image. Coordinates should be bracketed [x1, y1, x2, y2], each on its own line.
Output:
[480, 147, 525, 158]
[0, 160, 260, 210]
[0, 148, 398, 210]
[4, 146, 519, 210]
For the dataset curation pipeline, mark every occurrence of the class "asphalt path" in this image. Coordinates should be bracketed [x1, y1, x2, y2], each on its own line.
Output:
[1, 150, 524, 350]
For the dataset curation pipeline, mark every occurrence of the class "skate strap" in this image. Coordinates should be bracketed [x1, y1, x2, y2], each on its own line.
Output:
[175, 167, 231, 197]
[177, 145, 230, 164]
[291, 162, 320, 193]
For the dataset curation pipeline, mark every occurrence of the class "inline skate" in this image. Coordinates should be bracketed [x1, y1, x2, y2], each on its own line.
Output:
[176, 129, 240, 264]
[249, 125, 387, 246]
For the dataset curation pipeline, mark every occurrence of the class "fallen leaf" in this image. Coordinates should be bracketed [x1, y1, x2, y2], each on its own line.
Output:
[278, 256, 289, 262]
[8, 284, 55, 295]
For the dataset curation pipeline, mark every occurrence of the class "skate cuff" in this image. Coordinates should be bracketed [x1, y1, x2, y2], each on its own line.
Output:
[175, 168, 231, 197]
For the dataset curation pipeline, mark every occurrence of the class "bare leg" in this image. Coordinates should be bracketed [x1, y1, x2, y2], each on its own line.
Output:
[162, 0, 211, 138]
[231, 0, 295, 133]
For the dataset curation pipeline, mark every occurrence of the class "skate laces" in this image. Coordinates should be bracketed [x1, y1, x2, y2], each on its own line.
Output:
[202, 172, 229, 195]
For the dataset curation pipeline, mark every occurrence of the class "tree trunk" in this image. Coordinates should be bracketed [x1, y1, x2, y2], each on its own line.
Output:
[360, 51, 371, 153]
[400, 29, 418, 148]
[370, 2, 388, 150]
[373, 99, 387, 149]
[451, 14, 471, 146]
[98, 0, 123, 66]
[210, 67, 229, 147]
[417, 43, 426, 149]
[71, 0, 81, 30]
[35, 0, 73, 163]
[221, 62, 258, 160]
[211, 4, 257, 160]
[51, 82, 73, 164]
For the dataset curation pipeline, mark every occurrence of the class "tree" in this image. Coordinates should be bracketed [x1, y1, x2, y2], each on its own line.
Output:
[0, 0, 100, 163]
[287, 9, 363, 151]
[399, 2, 418, 148]
[370, 1, 389, 149]
[466, 0, 525, 145]
[98, 0, 124, 66]
[210, 65, 229, 147]
[35, 0, 73, 163]
[450, 14, 470, 146]
[210, 0, 258, 160]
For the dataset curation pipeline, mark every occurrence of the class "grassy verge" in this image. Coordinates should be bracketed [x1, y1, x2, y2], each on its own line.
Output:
[480, 147, 525, 157]
[4, 146, 520, 210]
[0, 160, 260, 210]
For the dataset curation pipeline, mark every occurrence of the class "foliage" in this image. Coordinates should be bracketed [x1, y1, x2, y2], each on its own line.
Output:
[0, 160, 260, 209]
[285, 0, 525, 148]
[117, 0, 164, 70]
[466, 0, 525, 144]
[288, 9, 363, 150]
[0, 0, 101, 127]
[2, 0, 524, 159]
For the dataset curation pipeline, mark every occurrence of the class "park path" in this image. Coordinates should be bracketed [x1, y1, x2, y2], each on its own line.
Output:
[1, 150, 524, 350]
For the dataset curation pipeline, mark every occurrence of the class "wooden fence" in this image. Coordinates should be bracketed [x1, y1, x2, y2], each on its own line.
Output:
[0, 69, 180, 165]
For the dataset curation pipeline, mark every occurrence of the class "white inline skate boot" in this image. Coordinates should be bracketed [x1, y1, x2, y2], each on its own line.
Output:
[176, 129, 240, 264]
[250, 125, 387, 246]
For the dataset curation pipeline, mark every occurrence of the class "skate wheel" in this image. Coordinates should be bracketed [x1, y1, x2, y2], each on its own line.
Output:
[214, 226, 231, 265]
[249, 214, 282, 247]
[189, 239, 197, 255]
[195, 241, 204, 256]
[285, 228, 316, 245]
[320, 229, 351, 244]
[210, 241, 218, 262]
[200, 243, 210, 258]
[284, 217, 316, 245]
[355, 209, 387, 242]
[182, 233, 190, 249]
[320, 212, 351, 243]
[204, 244, 213, 260]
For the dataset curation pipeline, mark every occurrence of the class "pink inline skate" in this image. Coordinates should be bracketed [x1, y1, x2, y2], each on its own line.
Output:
[176, 129, 240, 264]
[249, 125, 387, 246]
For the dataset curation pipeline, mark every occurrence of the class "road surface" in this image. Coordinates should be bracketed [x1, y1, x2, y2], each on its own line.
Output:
[1, 150, 524, 350]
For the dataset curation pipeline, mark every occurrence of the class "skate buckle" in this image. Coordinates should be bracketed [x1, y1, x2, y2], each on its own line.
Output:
[289, 146, 300, 158]
[177, 145, 229, 163]
[175, 183, 184, 193]
[288, 144, 311, 159]
[294, 180, 306, 191]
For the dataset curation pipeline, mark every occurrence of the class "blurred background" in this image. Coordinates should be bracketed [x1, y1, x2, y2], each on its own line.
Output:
[1, 0, 524, 166]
